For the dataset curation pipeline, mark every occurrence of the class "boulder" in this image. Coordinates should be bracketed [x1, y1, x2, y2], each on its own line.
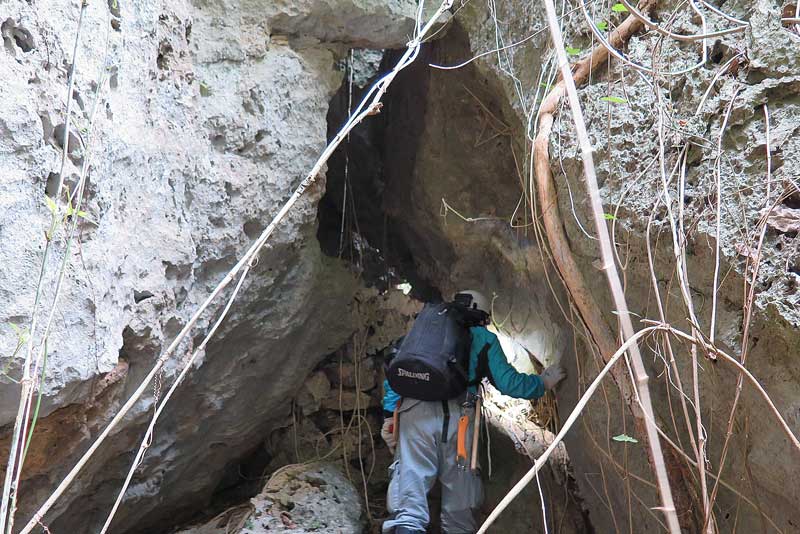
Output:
[176, 462, 364, 534]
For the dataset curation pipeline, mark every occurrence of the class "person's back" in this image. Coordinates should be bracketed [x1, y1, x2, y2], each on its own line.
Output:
[381, 291, 565, 534]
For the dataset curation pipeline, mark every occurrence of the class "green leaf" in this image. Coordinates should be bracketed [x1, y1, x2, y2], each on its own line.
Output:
[199, 81, 212, 97]
[539, 82, 553, 90]
[66, 204, 87, 217]
[8, 323, 28, 343]
[66, 203, 94, 223]
[603, 213, 617, 220]
[600, 96, 627, 104]
[45, 195, 57, 214]
[612, 433, 638, 443]
[596, 21, 609, 31]
[611, 3, 629, 12]
[565, 46, 582, 56]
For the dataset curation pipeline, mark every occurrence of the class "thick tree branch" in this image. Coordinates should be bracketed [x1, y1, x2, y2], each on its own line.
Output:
[530, 0, 696, 531]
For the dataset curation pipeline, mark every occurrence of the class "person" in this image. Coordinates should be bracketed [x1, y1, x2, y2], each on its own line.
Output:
[380, 290, 566, 534]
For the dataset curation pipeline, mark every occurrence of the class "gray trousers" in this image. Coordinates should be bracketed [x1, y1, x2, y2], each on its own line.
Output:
[382, 398, 483, 534]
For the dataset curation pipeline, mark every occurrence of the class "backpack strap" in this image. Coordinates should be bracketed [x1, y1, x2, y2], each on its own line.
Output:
[441, 401, 450, 443]
[468, 343, 495, 388]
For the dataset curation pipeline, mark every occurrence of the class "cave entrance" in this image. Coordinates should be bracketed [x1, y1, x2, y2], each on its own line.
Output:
[173, 22, 588, 534]
[316, 47, 441, 301]
[317, 23, 591, 534]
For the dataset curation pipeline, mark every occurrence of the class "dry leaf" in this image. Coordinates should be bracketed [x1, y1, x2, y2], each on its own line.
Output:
[765, 205, 800, 233]
[280, 512, 297, 528]
[734, 242, 757, 260]
[783, 4, 798, 24]
[727, 56, 741, 76]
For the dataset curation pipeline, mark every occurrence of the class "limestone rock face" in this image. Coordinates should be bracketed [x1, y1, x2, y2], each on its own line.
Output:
[264, 0, 418, 48]
[0, 0, 416, 532]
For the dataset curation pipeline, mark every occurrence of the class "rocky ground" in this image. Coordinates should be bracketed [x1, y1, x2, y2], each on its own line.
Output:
[177, 463, 365, 534]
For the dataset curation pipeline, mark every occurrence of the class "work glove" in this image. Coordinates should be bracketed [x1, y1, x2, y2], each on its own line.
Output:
[381, 417, 397, 454]
[541, 364, 566, 390]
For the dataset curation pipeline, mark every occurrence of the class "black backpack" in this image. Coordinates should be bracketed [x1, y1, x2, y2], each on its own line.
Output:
[386, 300, 488, 401]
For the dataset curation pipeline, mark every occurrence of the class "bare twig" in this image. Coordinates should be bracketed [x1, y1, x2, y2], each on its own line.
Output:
[659, 325, 800, 452]
[697, 0, 747, 25]
[704, 104, 775, 530]
[98, 264, 252, 533]
[652, 51, 713, 528]
[1, 3, 90, 531]
[8, 71, 111, 534]
[542, 0, 679, 529]
[619, 0, 747, 40]
[710, 89, 741, 343]
[478, 326, 661, 533]
[577, 0, 702, 76]
[529, 0, 698, 528]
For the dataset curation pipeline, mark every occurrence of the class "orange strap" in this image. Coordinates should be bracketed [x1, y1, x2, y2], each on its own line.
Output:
[456, 415, 469, 463]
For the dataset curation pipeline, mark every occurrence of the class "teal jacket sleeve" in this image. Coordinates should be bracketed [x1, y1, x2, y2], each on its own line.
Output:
[470, 327, 545, 400]
[382, 379, 400, 414]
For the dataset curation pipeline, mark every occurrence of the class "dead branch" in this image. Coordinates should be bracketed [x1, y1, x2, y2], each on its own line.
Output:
[540, 0, 680, 530]
[528, 0, 699, 531]
[478, 326, 662, 533]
